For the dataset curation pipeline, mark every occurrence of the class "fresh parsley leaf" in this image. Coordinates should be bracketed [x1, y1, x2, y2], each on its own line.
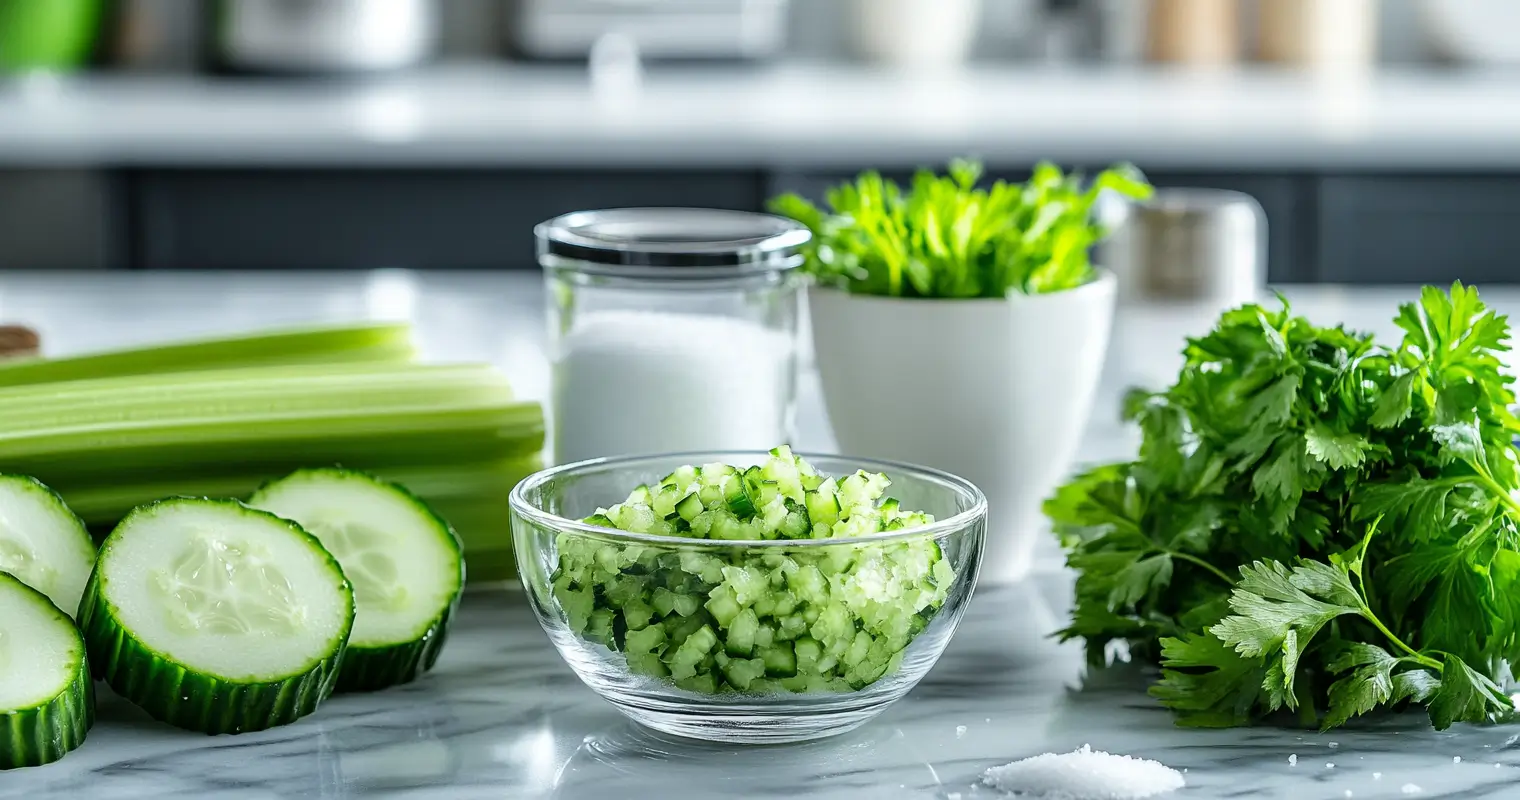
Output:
[1431, 421, 1486, 468]
[1392, 669, 1441, 704]
[1151, 633, 1269, 727]
[1050, 283, 1520, 731]
[1428, 655, 1513, 730]
[1352, 477, 1463, 543]
[1323, 643, 1399, 729]
[1209, 560, 1362, 709]
[1370, 372, 1415, 428]
[1304, 424, 1373, 470]
[1109, 554, 1174, 611]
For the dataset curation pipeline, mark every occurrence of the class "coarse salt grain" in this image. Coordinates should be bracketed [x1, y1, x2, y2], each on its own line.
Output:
[1454, 756, 1462, 764]
[1373, 773, 1382, 780]
[1326, 763, 1335, 769]
[1288, 754, 1298, 766]
[1344, 792, 1353, 798]
[1329, 742, 1339, 748]
[1401, 784, 1422, 795]
[956, 725, 968, 739]
[980, 744, 1185, 799]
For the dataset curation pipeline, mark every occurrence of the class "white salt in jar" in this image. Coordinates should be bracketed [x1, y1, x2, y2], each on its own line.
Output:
[536, 208, 810, 465]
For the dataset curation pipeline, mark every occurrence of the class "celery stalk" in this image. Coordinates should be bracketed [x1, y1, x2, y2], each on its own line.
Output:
[0, 362, 545, 583]
[0, 363, 543, 477]
[0, 323, 414, 387]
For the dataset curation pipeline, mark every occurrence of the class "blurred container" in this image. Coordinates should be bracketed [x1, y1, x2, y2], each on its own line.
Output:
[104, 0, 201, 71]
[1094, 0, 1149, 62]
[850, 0, 980, 69]
[1258, 0, 1377, 70]
[211, 0, 438, 73]
[508, 0, 789, 61]
[1106, 188, 1267, 387]
[0, 0, 102, 72]
[1146, 0, 1239, 65]
[1421, 0, 1520, 65]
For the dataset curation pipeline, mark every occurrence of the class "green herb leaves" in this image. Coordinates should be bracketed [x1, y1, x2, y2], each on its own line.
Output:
[1049, 282, 1520, 731]
[769, 160, 1152, 299]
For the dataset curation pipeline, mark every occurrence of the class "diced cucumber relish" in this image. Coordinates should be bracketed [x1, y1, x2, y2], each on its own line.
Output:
[551, 447, 955, 695]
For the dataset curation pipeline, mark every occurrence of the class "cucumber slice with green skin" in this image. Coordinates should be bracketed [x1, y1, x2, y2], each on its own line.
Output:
[78, 498, 353, 735]
[0, 475, 95, 619]
[0, 572, 93, 770]
[248, 469, 464, 693]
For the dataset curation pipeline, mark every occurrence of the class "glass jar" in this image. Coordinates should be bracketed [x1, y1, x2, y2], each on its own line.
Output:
[536, 208, 810, 466]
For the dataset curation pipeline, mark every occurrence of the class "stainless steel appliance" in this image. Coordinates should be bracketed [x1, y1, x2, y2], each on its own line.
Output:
[211, 0, 437, 73]
[507, 0, 789, 60]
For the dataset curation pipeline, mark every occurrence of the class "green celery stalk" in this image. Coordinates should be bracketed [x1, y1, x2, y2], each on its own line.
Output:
[0, 360, 546, 583]
[0, 322, 414, 387]
[0, 363, 542, 477]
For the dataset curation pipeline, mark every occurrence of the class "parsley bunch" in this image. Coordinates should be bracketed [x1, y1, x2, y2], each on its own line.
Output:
[769, 160, 1152, 298]
[1046, 283, 1520, 730]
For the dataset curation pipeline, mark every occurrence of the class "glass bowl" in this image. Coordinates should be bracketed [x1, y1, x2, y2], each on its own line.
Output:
[510, 451, 986, 744]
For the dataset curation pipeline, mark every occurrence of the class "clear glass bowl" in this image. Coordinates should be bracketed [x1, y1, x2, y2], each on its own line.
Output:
[510, 451, 986, 744]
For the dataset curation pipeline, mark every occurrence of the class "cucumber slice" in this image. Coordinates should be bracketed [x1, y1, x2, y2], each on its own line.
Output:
[248, 469, 464, 693]
[0, 475, 95, 619]
[0, 572, 93, 769]
[78, 499, 353, 734]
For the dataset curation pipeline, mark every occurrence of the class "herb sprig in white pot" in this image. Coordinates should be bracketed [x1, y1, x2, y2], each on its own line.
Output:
[773, 160, 1152, 583]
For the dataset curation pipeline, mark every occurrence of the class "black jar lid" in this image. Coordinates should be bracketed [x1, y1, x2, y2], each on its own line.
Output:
[535, 208, 811, 279]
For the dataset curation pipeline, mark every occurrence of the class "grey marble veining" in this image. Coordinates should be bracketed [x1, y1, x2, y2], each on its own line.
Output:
[4, 271, 1520, 798]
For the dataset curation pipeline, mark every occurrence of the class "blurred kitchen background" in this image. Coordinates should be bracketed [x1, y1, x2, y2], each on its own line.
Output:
[0, 0, 1515, 282]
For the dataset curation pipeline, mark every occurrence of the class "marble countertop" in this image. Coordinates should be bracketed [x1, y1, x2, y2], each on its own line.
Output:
[3, 271, 1520, 799]
[5, 65, 1520, 170]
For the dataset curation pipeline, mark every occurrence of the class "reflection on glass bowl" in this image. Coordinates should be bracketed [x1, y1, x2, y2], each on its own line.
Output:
[511, 451, 986, 744]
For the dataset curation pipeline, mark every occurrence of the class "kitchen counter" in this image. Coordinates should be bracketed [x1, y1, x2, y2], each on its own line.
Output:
[3, 271, 1520, 799]
[8, 581, 1520, 800]
[5, 64, 1520, 170]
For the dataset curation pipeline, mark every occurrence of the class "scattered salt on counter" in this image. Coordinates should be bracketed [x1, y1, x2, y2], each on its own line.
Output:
[1326, 763, 1335, 769]
[1454, 756, 1462, 764]
[1401, 784, 1423, 795]
[1288, 754, 1298, 766]
[1328, 742, 1339, 748]
[552, 311, 794, 464]
[981, 744, 1185, 799]
[956, 725, 968, 739]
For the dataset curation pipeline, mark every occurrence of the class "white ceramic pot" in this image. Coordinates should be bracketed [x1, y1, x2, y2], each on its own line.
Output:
[809, 273, 1116, 584]
[849, 0, 981, 69]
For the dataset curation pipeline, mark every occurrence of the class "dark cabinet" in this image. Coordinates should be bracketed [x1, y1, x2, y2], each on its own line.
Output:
[1318, 176, 1520, 285]
[4, 166, 1520, 284]
[132, 169, 766, 270]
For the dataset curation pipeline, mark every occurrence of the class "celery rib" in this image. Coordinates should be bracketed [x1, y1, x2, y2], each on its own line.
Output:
[0, 347, 544, 584]
[0, 323, 414, 388]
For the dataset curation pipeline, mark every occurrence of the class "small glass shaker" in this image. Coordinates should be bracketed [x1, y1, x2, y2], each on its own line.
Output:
[536, 208, 811, 466]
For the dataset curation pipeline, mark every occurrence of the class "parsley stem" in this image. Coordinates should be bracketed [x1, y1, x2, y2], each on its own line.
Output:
[1170, 551, 1235, 586]
[1359, 606, 1442, 671]
[1475, 473, 1520, 521]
